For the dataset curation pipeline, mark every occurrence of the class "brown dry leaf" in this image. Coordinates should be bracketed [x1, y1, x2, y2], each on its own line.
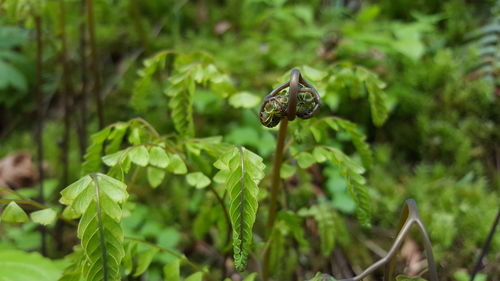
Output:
[0, 152, 40, 189]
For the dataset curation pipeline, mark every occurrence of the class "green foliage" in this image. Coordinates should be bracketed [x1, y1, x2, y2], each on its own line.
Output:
[0, 249, 66, 281]
[299, 202, 348, 257]
[30, 208, 57, 225]
[214, 146, 265, 271]
[1, 201, 29, 223]
[60, 174, 128, 281]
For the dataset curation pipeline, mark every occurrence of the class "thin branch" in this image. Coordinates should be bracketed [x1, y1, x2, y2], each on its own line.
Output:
[470, 207, 500, 281]
[86, 0, 104, 128]
[33, 13, 46, 256]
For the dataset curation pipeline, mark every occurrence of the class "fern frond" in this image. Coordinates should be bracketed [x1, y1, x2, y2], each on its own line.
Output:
[313, 146, 371, 226]
[166, 76, 195, 138]
[213, 146, 265, 271]
[60, 173, 128, 281]
[82, 127, 111, 175]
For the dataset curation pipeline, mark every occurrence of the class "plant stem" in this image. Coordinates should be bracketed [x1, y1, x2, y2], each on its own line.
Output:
[34, 14, 46, 256]
[266, 118, 289, 231]
[77, 0, 88, 160]
[208, 185, 232, 244]
[86, 0, 104, 128]
[263, 118, 289, 280]
[470, 207, 500, 281]
[59, 0, 71, 189]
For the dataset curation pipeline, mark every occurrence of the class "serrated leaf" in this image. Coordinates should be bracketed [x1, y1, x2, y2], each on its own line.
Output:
[30, 208, 57, 225]
[82, 127, 111, 174]
[133, 247, 158, 277]
[149, 146, 170, 168]
[1, 201, 29, 223]
[128, 146, 149, 167]
[214, 146, 265, 271]
[147, 166, 165, 188]
[365, 79, 388, 126]
[186, 172, 211, 189]
[60, 174, 128, 281]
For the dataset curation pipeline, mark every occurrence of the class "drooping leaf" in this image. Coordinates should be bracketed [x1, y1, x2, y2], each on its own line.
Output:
[128, 145, 150, 167]
[0, 249, 65, 281]
[186, 172, 211, 189]
[163, 259, 181, 281]
[149, 146, 170, 168]
[82, 127, 111, 175]
[60, 174, 128, 281]
[1, 201, 29, 223]
[313, 146, 371, 226]
[30, 208, 57, 225]
[167, 153, 188, 174]
[133, 247, 159, 277]
[147, 166, 166, 188]
[213, 146, 265, 271]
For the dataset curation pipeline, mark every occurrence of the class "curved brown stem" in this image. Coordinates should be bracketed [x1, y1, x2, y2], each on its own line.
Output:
[336, 199, 438, 281]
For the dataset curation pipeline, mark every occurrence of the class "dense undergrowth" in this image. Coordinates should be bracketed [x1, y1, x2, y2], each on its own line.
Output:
[0, 0, 499, 280]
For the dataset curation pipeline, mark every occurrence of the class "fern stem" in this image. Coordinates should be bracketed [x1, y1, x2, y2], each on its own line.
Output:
[86, 0, 105, 128]
[263, 118, 289, 280]
[90, 174, 109, 281]
[470, 207, 500, 281]
[208, 185, 232, 245]
[33, 13, 46, 256]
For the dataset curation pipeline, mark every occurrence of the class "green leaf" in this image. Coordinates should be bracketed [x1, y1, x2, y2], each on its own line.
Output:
[147, 166, 165, 188]
[229, 92, 260, 108]
[166, 79, 195, 138]
[365, 78, 388, 126]
[296, 152, 316, 169]
[149, 146, 170, 168]
[214, 146, 265, 271]
[163, 259, 180, 281]
[167, 154, 187, 174]
[133, 247, 158, 277]
[102, 150, 125, 167]
[82, 127, 111, 174]
[60, 174, 128, 281]
[0, 249, 65, 281]
[186, 172, 211, 189]
[128, 146, 150, 167]
[30, 208, 57, 225]
[243, 273, 258, 281]
[185, 272, 203, 281]
[0, 60, 27, 92]
[314, 146, 371, 226]
[1, 201, 29, 223]
[280, 164, 296, 179]
[299, 203, 337, 256]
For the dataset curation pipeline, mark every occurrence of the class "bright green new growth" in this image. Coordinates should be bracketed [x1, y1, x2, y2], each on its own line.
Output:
[214, 146, 265, 271]
[60, 173, 128, 281]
